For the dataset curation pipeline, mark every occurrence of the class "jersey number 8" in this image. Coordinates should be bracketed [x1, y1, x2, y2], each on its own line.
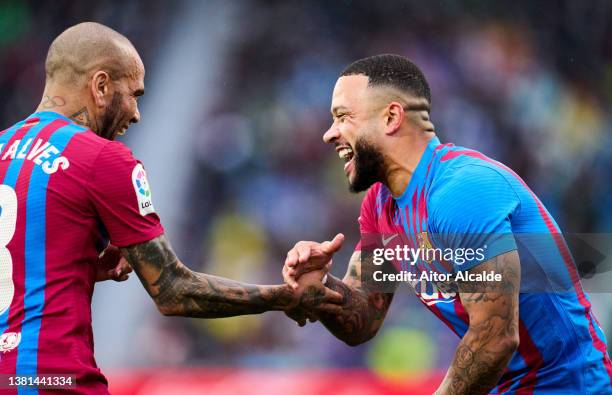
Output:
[0, 184, 17, 316]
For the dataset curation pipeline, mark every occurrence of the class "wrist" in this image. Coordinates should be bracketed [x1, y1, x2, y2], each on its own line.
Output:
[266, 284, 296, 311]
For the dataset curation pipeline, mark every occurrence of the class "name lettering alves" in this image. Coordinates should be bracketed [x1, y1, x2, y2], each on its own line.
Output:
[0, 138, 69, 174]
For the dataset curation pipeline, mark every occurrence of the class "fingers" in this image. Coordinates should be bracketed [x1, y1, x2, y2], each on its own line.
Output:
[283, 235, 342, 289]
[323, 287, 344, 305]
[286, 307, 320, 326]
[118, 258, 133, 274]
[286, 242, 314, 267]
[107, 270, 130, 282]
[105, 269, 123, 282]
[322, 233, 345, 254]
[283, 264, 299, 289]
[297, 244, 312, 264]
[116, 274, 130, 282]
[285, 248, 299, 268]
[108, 258, 133, 282]
[285, 310, 307, 327]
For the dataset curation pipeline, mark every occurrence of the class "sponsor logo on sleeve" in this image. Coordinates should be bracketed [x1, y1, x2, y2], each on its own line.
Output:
[131, 163, 156, 216]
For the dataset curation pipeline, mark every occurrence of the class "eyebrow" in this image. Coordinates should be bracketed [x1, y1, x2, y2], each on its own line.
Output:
[331, 105, 349, 115]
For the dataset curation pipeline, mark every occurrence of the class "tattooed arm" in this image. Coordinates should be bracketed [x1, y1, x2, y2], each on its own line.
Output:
[120, 234, 302, 318]
[283, 237, 396, 346]
[316, 251, 396, 346]
[435, 251, 521, 395]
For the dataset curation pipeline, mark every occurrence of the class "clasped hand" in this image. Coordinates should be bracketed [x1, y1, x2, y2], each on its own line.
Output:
[282, 234, 346, 326]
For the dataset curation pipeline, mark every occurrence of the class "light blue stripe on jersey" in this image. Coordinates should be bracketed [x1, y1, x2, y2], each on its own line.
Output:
[0, 119, 39, 336]
[17, 121, 86, 395]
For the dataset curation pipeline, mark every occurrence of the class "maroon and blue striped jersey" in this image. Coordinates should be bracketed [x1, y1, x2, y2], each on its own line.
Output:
[357, 136, 612, 394]
[0, 111, 164, 394]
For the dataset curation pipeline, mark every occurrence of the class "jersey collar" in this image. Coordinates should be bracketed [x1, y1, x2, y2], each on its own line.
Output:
[27, 111, 74, 124]
[394, 135, 441, 208]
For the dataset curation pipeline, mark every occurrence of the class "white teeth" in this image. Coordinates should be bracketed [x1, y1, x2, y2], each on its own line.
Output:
[338, 147, 353, 160]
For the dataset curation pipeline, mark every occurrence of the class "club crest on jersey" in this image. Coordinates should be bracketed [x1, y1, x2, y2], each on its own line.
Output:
[0, 331, 21, 353]
[417, 232, 434, 263]
[132, 164, 155, 216]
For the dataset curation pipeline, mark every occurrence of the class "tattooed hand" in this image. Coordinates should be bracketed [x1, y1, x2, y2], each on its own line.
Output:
[283, 236, 396, 344]
[286, 269, 344, 326]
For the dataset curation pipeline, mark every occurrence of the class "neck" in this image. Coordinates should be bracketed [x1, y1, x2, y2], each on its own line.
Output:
[36, 85, 95, 131]
[384, 130, 436, 197]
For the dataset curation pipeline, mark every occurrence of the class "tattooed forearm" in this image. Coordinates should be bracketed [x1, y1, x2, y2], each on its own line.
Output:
[314, 252, 394, 346]
[121, 235, 295, 318]
[317, 276, 393, 346]
[437, 251, 520, 395]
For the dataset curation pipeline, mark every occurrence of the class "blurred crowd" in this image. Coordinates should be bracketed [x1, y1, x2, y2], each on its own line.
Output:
[1, 0, 611, 380]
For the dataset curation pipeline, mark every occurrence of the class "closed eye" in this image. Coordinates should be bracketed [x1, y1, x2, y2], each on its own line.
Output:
[334, 113, 348, 122]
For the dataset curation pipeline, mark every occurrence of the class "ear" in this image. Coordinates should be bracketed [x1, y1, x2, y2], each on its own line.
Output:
[384, 101, 404, 135]
[90, 71, 111, 108]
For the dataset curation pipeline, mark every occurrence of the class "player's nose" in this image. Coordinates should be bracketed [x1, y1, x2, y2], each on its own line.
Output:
[323, 124, 340, 144]
[132, 107, 141, 124]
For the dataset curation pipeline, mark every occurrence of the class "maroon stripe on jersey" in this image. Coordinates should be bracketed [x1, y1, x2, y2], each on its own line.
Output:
[495, 320, 543, 394]
[0, 119, 68, 376]
[516, 319, 543, 394]
[452, 299, 469, 326]
[38, 130, 109, 393]
[416, 188, 424, 234]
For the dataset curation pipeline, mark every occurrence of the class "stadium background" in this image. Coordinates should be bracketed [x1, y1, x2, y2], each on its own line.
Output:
[0, 0, 611, 393]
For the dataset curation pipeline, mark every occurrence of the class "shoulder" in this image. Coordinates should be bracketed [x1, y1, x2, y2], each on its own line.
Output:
[429, 154, 521, 227]
[63, 130, 133, 161]
[431, 148, 520, 203]
[83, 138, 142, 188]
[90, 139, 138, 167]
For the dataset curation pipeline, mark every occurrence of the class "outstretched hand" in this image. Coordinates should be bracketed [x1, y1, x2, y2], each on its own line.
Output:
[283, 233, 345, 289]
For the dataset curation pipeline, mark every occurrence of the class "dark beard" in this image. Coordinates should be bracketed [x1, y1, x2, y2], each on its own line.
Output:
[98, 92, 124, 140]
[349, 137, 387, 193]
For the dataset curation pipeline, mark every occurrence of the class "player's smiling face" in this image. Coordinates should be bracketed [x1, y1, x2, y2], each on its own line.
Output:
[98, 54, 145, 140]
[324, 75, 387, 193]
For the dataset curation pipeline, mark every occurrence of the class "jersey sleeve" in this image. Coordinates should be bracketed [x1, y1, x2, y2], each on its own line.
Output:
[87, 141, 164, 247]
[355, 183, 381, 251]
[430, 165, 519, 272]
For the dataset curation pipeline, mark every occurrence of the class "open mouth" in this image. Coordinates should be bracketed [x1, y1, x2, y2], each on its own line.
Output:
[337, 145, 354, 174]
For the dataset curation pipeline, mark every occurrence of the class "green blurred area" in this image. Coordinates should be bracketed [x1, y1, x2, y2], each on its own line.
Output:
[0, 1, 29, 47]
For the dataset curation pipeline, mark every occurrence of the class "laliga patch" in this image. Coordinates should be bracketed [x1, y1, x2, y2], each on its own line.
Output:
[132, 163, 156, 216]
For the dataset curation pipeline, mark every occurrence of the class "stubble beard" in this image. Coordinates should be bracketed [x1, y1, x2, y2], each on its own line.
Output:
[98, 91, 125, 140]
